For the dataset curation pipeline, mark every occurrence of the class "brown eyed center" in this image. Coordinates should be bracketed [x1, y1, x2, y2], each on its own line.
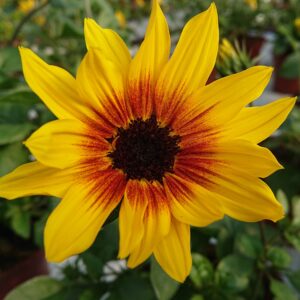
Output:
[107, 115, 180, 182]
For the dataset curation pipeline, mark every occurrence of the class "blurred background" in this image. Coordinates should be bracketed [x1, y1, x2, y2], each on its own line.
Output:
[0, 0, 300, 299]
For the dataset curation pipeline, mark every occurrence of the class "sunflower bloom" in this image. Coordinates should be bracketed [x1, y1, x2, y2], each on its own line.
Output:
[0, 2, 296, 282]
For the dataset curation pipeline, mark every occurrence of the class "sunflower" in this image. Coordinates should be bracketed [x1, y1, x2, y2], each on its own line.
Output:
[0, 1, 296, 282]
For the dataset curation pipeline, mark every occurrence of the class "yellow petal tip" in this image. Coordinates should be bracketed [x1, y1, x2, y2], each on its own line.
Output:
[270, 204, 285, 222]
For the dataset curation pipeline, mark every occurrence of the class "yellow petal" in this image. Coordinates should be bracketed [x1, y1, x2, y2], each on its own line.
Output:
[214, 139, 283, 178]
[155, 4, 218, 123]
[154, 218, 191, 283]
[172, 66, 273, 135]
[0, 162, 72, 199]
[128, 0, 170, 119]
[118, 180, 150, 259]
[211, 169, 284, 222]
[179, 138, 283, 179]
[224, 97, 297, 143]
[76, 48, 130, 128]
[45, 170, 126, 262]
[25, 119, 110, 169]
[84, 18, 131, 73]
[19, 47, 91, 121]
[164, 174, 223, 227]
[127, 182, 171, 268]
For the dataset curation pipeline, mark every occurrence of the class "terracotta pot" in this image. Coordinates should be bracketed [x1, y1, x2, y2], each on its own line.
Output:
[0, 250, 48, 299]
[274, 54, 300, 95]
[238, 35, 265, 59]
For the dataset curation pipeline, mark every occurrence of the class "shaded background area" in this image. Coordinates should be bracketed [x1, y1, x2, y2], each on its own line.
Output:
[0, 0, 300, 299]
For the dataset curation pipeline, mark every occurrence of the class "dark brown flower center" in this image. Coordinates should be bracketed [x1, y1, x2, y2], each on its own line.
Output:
[108, 115, 180, 182]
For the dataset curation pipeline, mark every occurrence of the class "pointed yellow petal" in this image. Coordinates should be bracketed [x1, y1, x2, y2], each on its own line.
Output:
[0, 162, 73, 199]
[211, 169, 284, 222]
[154, 218, 191, 283]
[45, 170, 126, 262]
[19, 47, 91, 120]
[25, 119, 110, 169]
[128, 0, 170, 119]
[172, 66, 273, 134]
[127, 182, 171, 268]
[179, 137, 282, 179]
[155, 4, 218, 123]
[118, 180, 150, 259]
[84, 18, 131, 73]
[214, 139, 283, 178]
[224, 97, 297, 143]
[164, 174, 223, 227]
[76, 48, 130, 128]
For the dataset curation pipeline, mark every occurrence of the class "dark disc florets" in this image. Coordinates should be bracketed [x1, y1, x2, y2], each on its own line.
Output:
[108, 115, 180, 182]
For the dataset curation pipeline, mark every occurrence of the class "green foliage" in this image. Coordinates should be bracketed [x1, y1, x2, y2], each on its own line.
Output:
[270, 279, 298, 300]
[216, 39, 259, 77]
[5, 276, 63, 300]
[279, 52, 300, 79]
[190, 254, 214, 289]
[150, 258, 179, 300]
[1, 1, 300, 300]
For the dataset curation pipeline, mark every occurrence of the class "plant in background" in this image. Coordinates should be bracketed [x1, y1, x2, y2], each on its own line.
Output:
[274, 14, 300, 79]
[172, 0, 272, 39]
[115, 10, 127, 28]
[244, 0, 258, 10]
[1, 1, 300, 300]
[0, 0, 296, 284]
[216, 38, 259, 77]
[272, 0, 300, 94]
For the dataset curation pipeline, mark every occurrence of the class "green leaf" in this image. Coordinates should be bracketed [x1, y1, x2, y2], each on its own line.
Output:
[288, 270, 300, 293]
[267, 247, 291, 269]
[150, 258, 179, 300]
[279, 52, 300, 79]
[79, 289, 98, 300]
[190, 295, 204, 300]
[0, 124, 34, 145]
[216, 227, 235, 259]
[234, 233, 263, 259]
[4, 276, 63, 300]
[216, 254, 254, 293]
[276, 189, 289, 214]
[291, 196, 300, 226]
[0, 47, 21, 74]
[108, 272, 155, 300]
[81, 252, 104, 279]
[270, 279, 298, 300]
[11, 209, 31, 239]
[0, 87, 39, 105]
[0, 102, 32, 124]
[34, 214, 48, 247]
[189, 253, 214, 289]
[285, 224, 300, 251]
[0, 142, 28, 176]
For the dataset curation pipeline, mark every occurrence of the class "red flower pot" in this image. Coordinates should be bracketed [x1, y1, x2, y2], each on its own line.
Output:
[238, 35, 265, 59]
[274, 54, 300, 95]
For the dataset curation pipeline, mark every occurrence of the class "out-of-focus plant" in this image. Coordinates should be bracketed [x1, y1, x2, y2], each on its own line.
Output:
[168, 0, 272, 38]
[216, 38, 258, 77]
[273, 0, 300, 80]
[1, 1, 300, 300]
